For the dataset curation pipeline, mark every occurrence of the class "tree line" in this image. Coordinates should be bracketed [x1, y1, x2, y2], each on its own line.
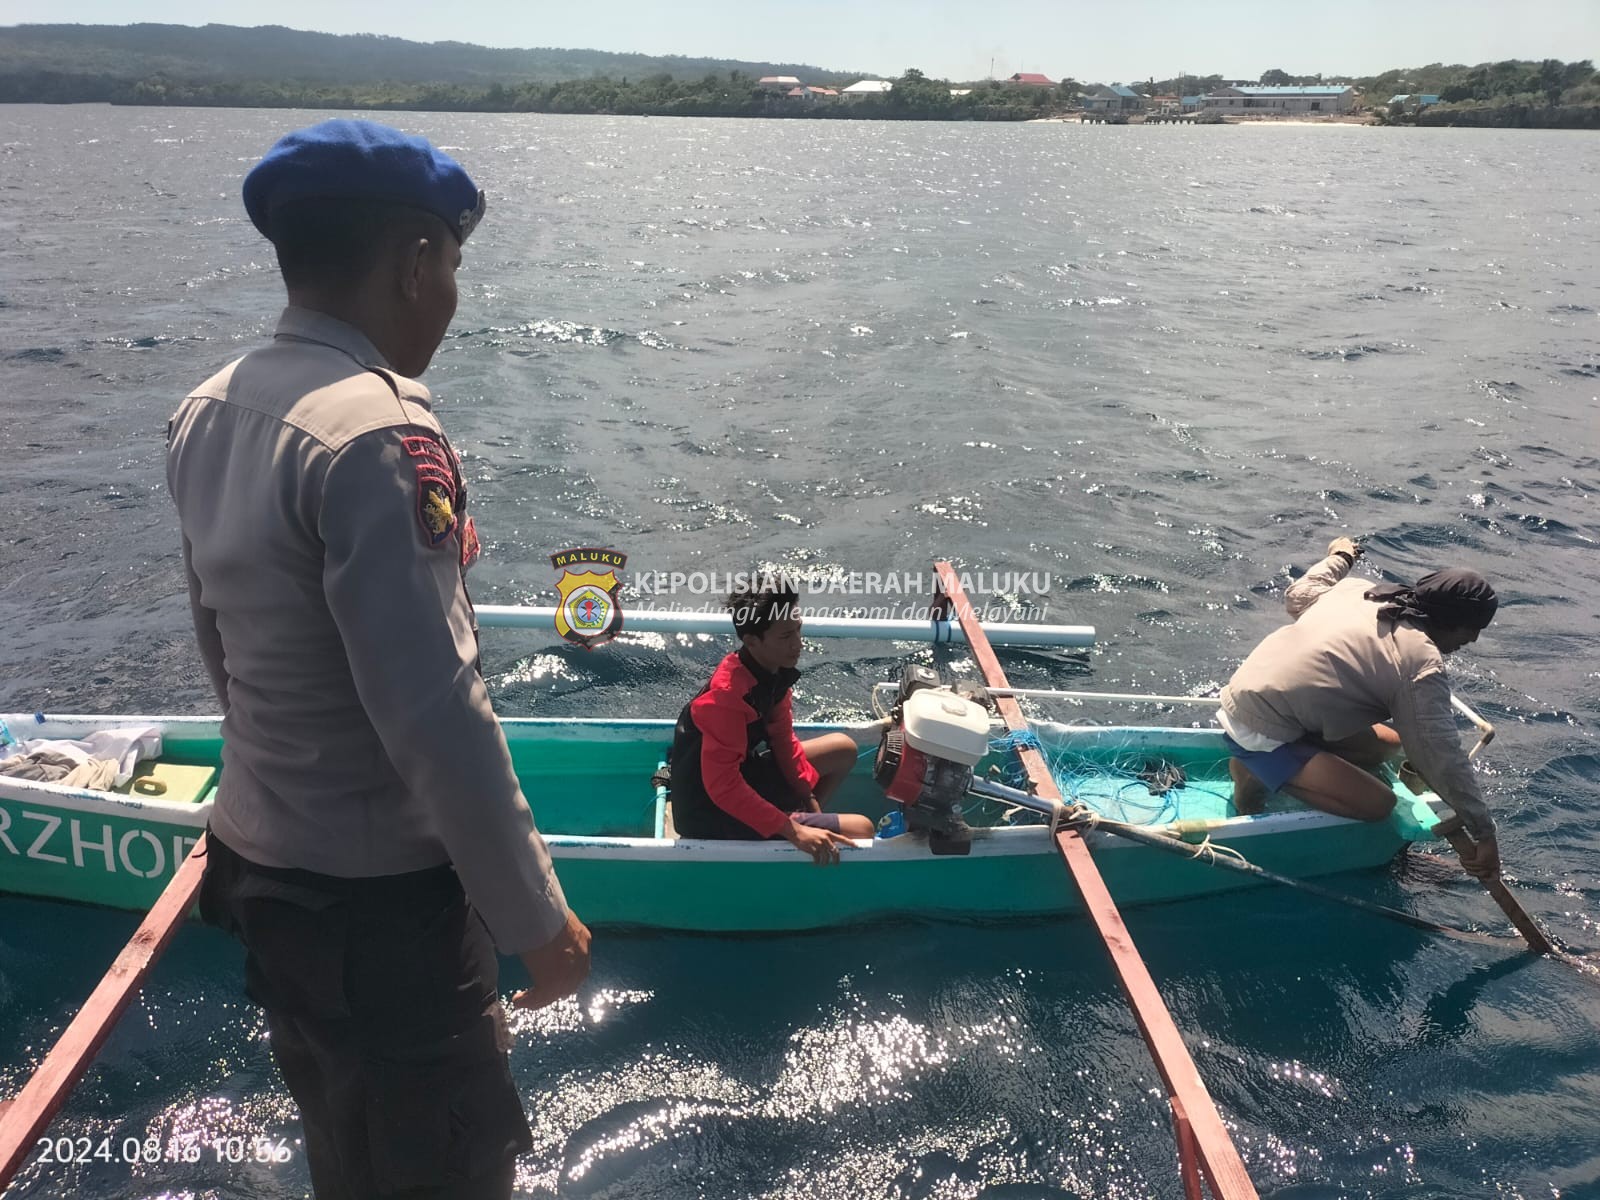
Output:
[0, 22, 844, 88]
[1, 66, 1076, 121]
[1374, 59, 1599, 125]
[2, 20, 1594, 126]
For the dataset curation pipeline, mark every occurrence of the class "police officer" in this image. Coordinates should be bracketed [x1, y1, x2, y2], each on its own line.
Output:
[167, 119, 590, 1199]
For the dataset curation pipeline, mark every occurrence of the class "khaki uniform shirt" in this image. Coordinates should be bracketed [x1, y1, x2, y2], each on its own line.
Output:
[167, 307, 569, 953]
[1220, 553, 1494, 838]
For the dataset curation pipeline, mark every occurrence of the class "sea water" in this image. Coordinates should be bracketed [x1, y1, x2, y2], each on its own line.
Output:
[2, 106, 1598, 1198]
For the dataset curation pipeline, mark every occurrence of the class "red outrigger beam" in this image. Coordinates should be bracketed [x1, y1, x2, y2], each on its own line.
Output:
[0, 835, 210, 1190]
[933, 561, 1258, 1200]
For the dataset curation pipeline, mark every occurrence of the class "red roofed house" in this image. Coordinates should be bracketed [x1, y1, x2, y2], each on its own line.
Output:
[783, 85, 839, 103]
[1007, 72, 1057, 87]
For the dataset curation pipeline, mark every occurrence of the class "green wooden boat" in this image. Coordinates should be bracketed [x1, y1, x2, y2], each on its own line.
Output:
[0, 713, 1442, 931]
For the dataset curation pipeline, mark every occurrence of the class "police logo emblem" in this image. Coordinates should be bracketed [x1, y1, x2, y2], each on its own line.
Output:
[421, 482, 456, 545]
[550, 547, 627, 650]
[404, 436, 460, 547]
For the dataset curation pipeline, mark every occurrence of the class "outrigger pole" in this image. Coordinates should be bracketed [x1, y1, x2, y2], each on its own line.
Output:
[932, 561, 1258, 1200]
[0, 836, 210, 1190]
[992, 689, 1496, 752]
[476, 604, 1095, 649]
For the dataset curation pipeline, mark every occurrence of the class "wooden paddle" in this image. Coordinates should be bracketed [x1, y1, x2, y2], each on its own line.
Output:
[1399, 695, 1556, 956]
[0, 835, 209, 1188]
[1431, 815, 1555, 955]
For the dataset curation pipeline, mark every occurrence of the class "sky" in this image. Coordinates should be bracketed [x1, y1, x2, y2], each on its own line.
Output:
[3, 0, 1597, 81]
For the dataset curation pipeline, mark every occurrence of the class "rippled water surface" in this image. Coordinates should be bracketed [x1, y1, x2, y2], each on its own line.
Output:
[2, 106, 1599, 1198]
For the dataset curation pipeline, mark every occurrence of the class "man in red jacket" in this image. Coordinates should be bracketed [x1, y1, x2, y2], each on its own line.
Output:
[668, 581, 876, 863]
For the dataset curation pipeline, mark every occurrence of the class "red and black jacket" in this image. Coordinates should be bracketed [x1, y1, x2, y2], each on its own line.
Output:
[668, 649, 821, 839]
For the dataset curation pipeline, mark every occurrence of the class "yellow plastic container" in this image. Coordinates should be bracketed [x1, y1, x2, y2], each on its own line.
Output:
[114, 762, 217, 805]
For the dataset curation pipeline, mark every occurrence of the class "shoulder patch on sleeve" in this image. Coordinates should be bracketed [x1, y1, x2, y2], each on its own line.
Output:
[402, 435, 458, 547]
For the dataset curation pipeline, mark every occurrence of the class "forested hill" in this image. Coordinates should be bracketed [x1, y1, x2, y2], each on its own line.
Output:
[0, 22, 865, 100]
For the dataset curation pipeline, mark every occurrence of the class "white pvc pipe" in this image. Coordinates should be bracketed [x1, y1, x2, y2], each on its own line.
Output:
[1449, 694, 1496, 759]
[990, 688, 1221, 706]
[1449, 694, 1495, 736]
[993, 688, 1497, 755]
[475, 606, 1095, 648]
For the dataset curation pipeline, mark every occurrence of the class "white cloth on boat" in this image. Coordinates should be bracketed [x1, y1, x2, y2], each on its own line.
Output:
[0, 726, 161, 788]
[0, 750, 118, 790]
[1214, 707, 1283, 752]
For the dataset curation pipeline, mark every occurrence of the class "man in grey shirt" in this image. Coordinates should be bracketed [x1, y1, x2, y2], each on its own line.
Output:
[1220, 537, 1501, 880]
[168, 119, 589, 1199]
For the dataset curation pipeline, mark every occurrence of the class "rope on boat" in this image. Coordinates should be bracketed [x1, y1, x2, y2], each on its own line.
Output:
[982, 730, 1231, 829]
[1051, 801, 1245, 865]
[975, 770, 1596, 969]
[1171, 831, 1248, 867]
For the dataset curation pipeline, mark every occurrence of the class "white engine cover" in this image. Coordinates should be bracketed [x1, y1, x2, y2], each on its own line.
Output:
[900, 689, 991, 765]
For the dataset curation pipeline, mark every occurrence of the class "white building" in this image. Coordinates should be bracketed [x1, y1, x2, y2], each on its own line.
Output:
[1198, 85, 1356, 114]
[841, 80, 894, 98]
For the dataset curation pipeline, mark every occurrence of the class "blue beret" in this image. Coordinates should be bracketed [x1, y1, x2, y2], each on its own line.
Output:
[242, 119, 486, 243]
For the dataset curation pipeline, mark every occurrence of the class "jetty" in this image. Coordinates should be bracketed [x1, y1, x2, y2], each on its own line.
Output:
[1079, 111, 1200, 125]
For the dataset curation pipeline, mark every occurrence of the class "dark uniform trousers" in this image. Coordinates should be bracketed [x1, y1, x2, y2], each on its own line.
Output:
[199, 833, 533, 1199]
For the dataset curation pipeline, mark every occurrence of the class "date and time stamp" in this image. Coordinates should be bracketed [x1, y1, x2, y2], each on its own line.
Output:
[34, 1132, 293, 1167]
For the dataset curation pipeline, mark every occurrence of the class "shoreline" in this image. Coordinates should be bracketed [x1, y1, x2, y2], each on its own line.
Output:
[1030, 113, 1375, 127]
[1228, 115, 1374, 126]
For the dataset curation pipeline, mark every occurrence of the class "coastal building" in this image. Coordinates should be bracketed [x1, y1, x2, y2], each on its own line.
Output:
[841, 79, 893, 98]
[1388, 93, 1440, 107]
[1152, 94, 1180, 113]
[1198, 85, 1356, 114]
[1082, 84, 1146, 113]
[783, 86, 838, 102]
[1006, 72, 1057, 87]
[758, 75, 803, 91]
[1180, 95, 1202, 113]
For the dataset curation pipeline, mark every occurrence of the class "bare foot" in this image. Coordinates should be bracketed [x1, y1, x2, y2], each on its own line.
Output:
[1229, 758, 1267, 815]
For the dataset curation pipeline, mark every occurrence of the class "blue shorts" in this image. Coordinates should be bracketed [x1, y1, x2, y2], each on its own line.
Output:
[1223, 735, 1320, 794]
[791, 812, 842, 833]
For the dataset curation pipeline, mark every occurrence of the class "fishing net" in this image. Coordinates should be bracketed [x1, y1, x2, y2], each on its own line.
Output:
[867, 680, 1241, 829]
[979, 728, 1239, 829]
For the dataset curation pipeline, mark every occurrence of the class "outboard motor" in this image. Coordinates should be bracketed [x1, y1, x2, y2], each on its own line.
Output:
[873, 667, 991, 855]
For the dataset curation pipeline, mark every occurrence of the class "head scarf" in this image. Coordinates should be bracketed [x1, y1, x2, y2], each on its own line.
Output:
[1365, 568, 1498, 630]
